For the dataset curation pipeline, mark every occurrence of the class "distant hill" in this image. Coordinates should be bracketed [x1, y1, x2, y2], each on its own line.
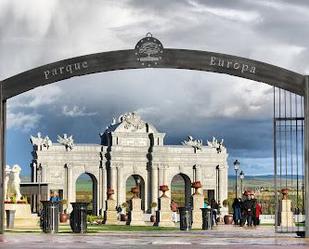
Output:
[228, 175, 303, 191]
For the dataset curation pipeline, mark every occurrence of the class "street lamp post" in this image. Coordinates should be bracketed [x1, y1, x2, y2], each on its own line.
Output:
[233, 160, 240, 198]
[239, 170, 244, 196]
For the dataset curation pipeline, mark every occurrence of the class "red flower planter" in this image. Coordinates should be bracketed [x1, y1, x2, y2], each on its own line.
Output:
[131, 186, 140, 198]
[60, 212, 69, 223]
[159, 185, 169, 197]
[107, 188, 115, 200]
[191, 181, 202, 194]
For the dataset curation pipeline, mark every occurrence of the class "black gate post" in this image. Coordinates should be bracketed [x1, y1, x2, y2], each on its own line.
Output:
[0, 81, 6, 234]
[304, 76, 309, 238]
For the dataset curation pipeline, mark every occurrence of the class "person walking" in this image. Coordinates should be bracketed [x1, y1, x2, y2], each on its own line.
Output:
[251, 193, 257, 226]
[255, 201, 262, 225]
[243, 192, 254, 227]
[210, 199, 218, 225]
[170, 200, 178, 222]
[49, 191, 61, 202]
[232, 198, 242, 225]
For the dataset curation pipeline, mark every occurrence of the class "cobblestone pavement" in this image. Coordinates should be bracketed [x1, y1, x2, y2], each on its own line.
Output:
[0, 226, 308, 249]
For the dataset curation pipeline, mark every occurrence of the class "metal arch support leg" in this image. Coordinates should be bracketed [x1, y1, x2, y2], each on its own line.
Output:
[0, 82, 6, 234]
[304, 76, 309, 238]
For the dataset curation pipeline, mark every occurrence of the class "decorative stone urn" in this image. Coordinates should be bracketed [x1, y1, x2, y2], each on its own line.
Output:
[60, 211, 69, 223]
[224, 214, 233, 225]
[107, 188, 115, 200]
[159, 185, 169, 197]
[131, 186, 140, 199]
[191, 181, 202, 194]
[281, 188, 288, 200]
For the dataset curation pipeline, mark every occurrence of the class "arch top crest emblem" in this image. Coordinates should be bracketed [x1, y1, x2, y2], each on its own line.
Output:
[134, 32, 164, 67]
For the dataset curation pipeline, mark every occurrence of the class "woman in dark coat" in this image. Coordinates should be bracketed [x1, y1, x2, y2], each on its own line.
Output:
[232, 198, 242, 225]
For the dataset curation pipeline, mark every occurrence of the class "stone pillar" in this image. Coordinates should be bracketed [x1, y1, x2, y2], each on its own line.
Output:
[67, 164, 73, 213]
[162, 165, 170, 197]
[156, 194, 174, 227]
[279, 198, 295, 227]
[219, 165, 228, 202]
[191, 189, 204, 229]
[32, 162, 37, 182]
[110, 165, 117, 202]
[151, 165, 158, 208]
[128, 197, 146, 226]
[117, 165, 125, 207]
[41, 165, 47, 182]
[304, 76, 309, 237]
[158, 165, 164, 196]
[104, 197, 118, 225]
[99, 166, 103, 214]
[195, 164, 202, 194]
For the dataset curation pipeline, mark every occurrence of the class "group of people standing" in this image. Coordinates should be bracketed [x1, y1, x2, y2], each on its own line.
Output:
[232, 191, 262, 227]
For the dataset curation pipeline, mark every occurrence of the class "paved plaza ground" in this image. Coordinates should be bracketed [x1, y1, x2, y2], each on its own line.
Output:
[0, 225, 308, 249]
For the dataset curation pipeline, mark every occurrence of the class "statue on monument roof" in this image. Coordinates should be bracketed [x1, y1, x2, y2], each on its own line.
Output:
[30, 132, 52, 150]
[182, 136, 203, 150]
[207, 137, 225, 154]
[57, 134, 74, 150]
[118, 112, 146, 131]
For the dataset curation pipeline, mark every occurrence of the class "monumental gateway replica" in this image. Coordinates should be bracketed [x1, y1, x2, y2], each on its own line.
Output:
[29, 112, 228, 216]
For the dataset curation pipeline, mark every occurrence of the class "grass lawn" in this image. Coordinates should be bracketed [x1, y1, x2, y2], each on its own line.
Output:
[5, 224, 179, 234]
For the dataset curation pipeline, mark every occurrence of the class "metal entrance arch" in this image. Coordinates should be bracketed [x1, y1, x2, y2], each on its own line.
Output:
[0, 34, 308, 235]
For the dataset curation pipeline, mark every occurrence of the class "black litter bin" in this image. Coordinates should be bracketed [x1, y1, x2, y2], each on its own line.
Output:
[5, 210, 16, 229]
[70, 202, 88, 233]
[40, 201, 59, 233]
[178, 207, 192, 231]
[201, 208, 213, 230]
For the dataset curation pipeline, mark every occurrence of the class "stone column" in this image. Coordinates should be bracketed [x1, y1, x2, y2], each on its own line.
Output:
[279, 198, 295, 227]
[158, 165, 164, 196]
[151, 165, 158, 207]
[102, 165, 107, 211]
[191, 190, 204, 229]
[41, 165, 47, 182]
[67, 164, 73, 213]
[32, 162, 37, 182]
[117, 165, 124, 207]
[195, 164, 202, 194]
[162, 165, 170, 197]
[219, 165, 228, 202]
[99, 165, 103, 214]
[156, 192, 174, 227]
[128, 197, 146, 226]
[110, 165, 117, 202]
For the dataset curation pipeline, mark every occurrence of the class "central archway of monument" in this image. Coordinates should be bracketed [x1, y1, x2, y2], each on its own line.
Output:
[75, 172, 98, 215]
[171, 174, 192, 208]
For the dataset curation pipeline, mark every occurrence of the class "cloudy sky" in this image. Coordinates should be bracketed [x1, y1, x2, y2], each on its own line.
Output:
[1, 0, 308, 176]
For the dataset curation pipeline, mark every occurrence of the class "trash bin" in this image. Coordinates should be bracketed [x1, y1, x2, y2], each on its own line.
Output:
[70, 202, 88, 233]
[5, 210, 16, 229]
[40, 201, 59, 233]
[201, 208, 213, 230]
[178, 207, 192, 231]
